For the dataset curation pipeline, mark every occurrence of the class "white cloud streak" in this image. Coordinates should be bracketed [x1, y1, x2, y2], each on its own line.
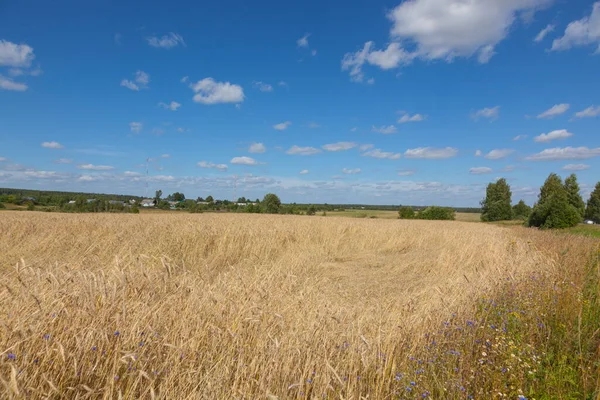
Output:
[537, 103, 570, 119]
[286, 145, 321, 156]
[191, 78, 244, 104]
[147, 33, 185, 49]
[197, 161, 228, 171]
[41, 141, 64, 149]
[405, 147, 458, 159]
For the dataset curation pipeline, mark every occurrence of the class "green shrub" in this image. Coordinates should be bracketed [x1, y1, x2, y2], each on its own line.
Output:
[398, 206, 415, 219]
[0, 202, 5, 209]
[417, 206, 455, 220]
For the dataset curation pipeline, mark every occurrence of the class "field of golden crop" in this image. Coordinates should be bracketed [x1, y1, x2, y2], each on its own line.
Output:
[0, 212, 598, 399]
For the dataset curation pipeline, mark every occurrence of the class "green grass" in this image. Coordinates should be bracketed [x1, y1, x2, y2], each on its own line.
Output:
[562, 224, 600, 238]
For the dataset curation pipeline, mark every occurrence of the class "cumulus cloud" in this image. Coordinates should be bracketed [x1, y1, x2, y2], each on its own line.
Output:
[562, 164, 590, 171]
[398, 113, 426, 123]
[286, 145, 321, 156]
[297, 33, 310, 47]
[129, 122, 143, 133]
[273, 121, 292, 131]
[197, 161, 228, 171]
[248, 143, 266, 153]
[77, 164, 114, 171]
[299, 169, 309, 175]
[341, 42, 415, 82]
[537, 103, 570, 119]
[397, 169, 416, 176]
[471, 106, 500, 120]
[513, 135, 528, 141]
[526, 147, 600, 161]
[371, 125, 397, 134]
[405, 147, 458, 159]
[41, 141, 64, 149]
[147, 33, 185, 49]
[359, 144, 374, 151]
[485, 149, 515, 160]
[342, 168, 361, 175]
[322, 142, 357, 151]
[191, 78, 244, 104]
[0, 40, 35, 67]
[574, 105, 600, 119]
[230, 156, 262, 165]
[534, 129, 574, 142]
[534, 24, 555, 42]
[362, 149, 402, 159]
[53, 158, 72, 164]
[551, 2, 600, 52]
[253, 81, 273, 92]
[158, 101, 181, 111]
[121, 70, 150, 91]
[0, 75, 27, 91]
[469, 167, 493, 175]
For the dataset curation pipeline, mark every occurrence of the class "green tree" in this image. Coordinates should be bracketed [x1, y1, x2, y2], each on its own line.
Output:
[564, 174, 585, 221]
[512, 200, 532, 220]
[306, 204, 316, 215]
[398, 206, 415, 219]
[416, 206, 455, 220]
[529, 173, 580, 229]
[206, 195, 214, 203]
[237, 197, 247, 203]
[154, 190, 162, 205]
[481, 178, 513, 221]
[262, 193, 281, 214]
[0, 202, 6, 209]
[131, 205, 140, 214]
[170, 192, 185, 202]
[585, 182, 600, 223]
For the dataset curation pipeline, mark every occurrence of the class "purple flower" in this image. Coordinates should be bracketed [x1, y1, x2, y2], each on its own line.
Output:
[410, 381, 416, 386]
[7, 353, 16, 360]
[91, 346, 97, 351]
[114, 331, 120, 336]
[43, 334, 51, 340]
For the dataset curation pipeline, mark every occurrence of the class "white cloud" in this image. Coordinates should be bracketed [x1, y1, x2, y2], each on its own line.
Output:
[249, 142, 266, 153]
[158, 101, 181, 111]
[121, 70, 150, 91]
[398, 113, 426, 123]
[351, 127, 359, 132]
[77, 164, 115, 171]
[181, 76, 189, 83]
[0, 157, 6, 162]
[551, 2, 600, 52]
[0, 40, 35, 67]
[534, 129, 574, 142]
[372, 125, 397, 134]
[123, 171, 142, 177]
[23, 171, 62, 179]
[120, 80, 139, 91]
[359, 144, 374, 151]
[534, 24, 555, 42]
[397, 169, 416, 176]
[362, 149, 402, 159]
[526, 147, 600, 161]
[562, 164, 590, 171]
[297, 33, 310, 47]
[485, 149, 515, 160]
[405, 147, 458, 159]
[197, 161, 228, 171]
[342, 168, 361, 175]
[472, 106, 500, 120]
[387, 0, 551, 63]
[191, 78, 244, 104]
[469, 167, 493, 175]
[147, 33, 185, 49]
[286, 145, 321, 156]
[160, 154, 170, 158]
[311, 49, 317, 56]
[0, 75, 27, 91]
[278, 81, 288, 87]
[231, 156, 262, 165]
[299, 169, 309, 175]
[475, 150, 482, 156]
[129, 122, 143, 133]
[273, 121, 292, 131]
[537, 103, 570, 119]
[41, 141, 64, 149]
[574, 105, 600, 118]
[322, 142, 357, 152]
[253, 81, 273, 92]
[53, 158, 72, 164]
[513, 135, 528, 141]
[341, 42, 415, 82]
[8, 67, 42, 77]
[78, 175, 100, 182]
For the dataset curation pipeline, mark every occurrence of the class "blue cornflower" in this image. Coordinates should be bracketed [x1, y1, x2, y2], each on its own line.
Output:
[518, 396, 527, 400]
[406, 387, 413, 392]
[422, 391, 430, 398]
[43, 334, 51, 340]
[114, 331, 120, 336]
[7, 353, 16, 360]
[395, 372, 403, 381]
[91, 346, 97, 351]
[139, 342, 144, 347]
[306, 379, 313, 384]
[410, 381, 416, 386]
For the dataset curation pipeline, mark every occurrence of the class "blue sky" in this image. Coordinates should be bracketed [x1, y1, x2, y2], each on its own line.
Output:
[1, 0, 599, 206]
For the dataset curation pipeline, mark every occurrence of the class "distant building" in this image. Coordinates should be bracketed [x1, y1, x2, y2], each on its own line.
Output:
[86, 199, 96, 203]
[129, 199, 137, 205]
[141, 199, 154, 207]
[197, 201, 209, 205]
[109, 200, 125, 206]
[68, 200, 76, 204]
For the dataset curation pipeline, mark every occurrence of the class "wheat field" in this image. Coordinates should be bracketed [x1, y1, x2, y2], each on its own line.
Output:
[0, 212, 586, 398]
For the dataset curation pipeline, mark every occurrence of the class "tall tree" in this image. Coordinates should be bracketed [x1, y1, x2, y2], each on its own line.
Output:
[585, 182, 600, 223]
[481, 178, 513, 221]
[154, 190, 162, 205]
[512, 200, 532, 220]
[262, 193, 281, 214]
[529, 173, 580, 229]
[206, 195, 214, 203]
[564, 174, 585, 220]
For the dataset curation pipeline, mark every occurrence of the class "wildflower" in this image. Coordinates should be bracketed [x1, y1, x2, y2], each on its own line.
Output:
[395, 372, 403, 381]
[422, 391, 430, 398]
[7, 353, 16, 360]
[410, 381, 416, 386]
[306, 379, 313, 384]
[114, 375, 119, 381]
[91, 346, 97, 351]
[43, 334, 51, 340]
[518, 396, 527, 400]
[114, 331, 120, 336]
[139, 342, 144, 347]
[406, 387, 413, 392]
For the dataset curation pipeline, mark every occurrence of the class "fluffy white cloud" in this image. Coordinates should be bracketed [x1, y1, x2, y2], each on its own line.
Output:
[197, 161, 228, 171]
[372, 125, 397, 134]
[53, 158, 72, 164]
[342, 168, 361, 175]
[513, 135, 528, 141]
[0, 40, 35, 67]
[562, 164, 590, 171]
[147, 33, 185, 49]
[121, 70, 150, 91]
[322, 142, 357, 151]
[24, 171, 63, 179]
[485, 149, 514, 160]
[299, 169, 309, 175]
[472, 106, 500, 120]
[231, 156, 262, 165]
[120, 80, 139, 91]
[397, 169, 416, 176]
[286, 145, 321, 156]
[249, 143, 266, 153]
[405, 147, 458, 159]
[574, 105, 600, 118]
[77, 164, 114, 171]
[534, 24, 555, 42]
[78, 175, 100, 182]
[129, 122, 143, 133]
[469, 167, 493, 175]
[297, 33, 310, 47]
[537, 103, 570, 119]
[534, 129, 573, 142]
[359, 144, 374, 151]
[41, 141, 64, 149]
[526, 147, 600, 161]
[387, 0, 551, 63]
[191, 78, 244, 104]
[341, 41, 415, 82]
[362, 149, 402, 159]
[253, 81, 273, 92]
[551, 2, 600, 51]
[158, 101, 181, 111]
[475, 150, 482, 156]
[273, 121, 292, 131]
[0, 75, 27, 91]
[398, 113, 425, 123]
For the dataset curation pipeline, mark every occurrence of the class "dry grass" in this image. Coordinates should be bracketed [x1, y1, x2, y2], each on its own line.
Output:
[0, 212, 595, 398]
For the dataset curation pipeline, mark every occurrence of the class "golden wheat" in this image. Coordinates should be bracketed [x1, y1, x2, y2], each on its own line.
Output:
[0, 212, 562, 398]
